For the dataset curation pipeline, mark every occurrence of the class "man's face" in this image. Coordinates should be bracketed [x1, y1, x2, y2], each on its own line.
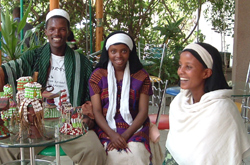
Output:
[45, 17, 69, 52]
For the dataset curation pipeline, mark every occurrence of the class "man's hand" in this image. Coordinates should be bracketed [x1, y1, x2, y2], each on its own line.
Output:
[82, 115, 95, 130]
[81, 101, 94, 119]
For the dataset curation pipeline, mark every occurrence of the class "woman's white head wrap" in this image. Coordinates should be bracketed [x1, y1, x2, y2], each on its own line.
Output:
[184, 43, 213, 69]
[105, 33, 133, 51]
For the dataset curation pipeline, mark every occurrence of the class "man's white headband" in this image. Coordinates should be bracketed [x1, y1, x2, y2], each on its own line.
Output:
[184, 43, 213, 69]
[105, 33, 133, 51]
[46, 9, 70, 23]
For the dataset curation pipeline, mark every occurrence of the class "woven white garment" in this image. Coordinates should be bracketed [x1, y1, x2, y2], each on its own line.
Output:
[105, 142, 150, 165]
[166, 89, 250, 165]
[106, 60, 133, 132]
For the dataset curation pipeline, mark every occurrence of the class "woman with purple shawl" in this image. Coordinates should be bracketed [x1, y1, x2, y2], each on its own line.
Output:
[89, 31, 153, 164]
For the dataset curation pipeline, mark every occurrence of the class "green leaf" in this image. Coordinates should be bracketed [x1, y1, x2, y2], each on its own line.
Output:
[17, 1, 32, 33]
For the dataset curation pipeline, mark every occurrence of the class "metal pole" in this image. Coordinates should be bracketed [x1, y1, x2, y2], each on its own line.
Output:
[85, 0, 88, 55]
[29, 139, 35, 165]
[29, 147, 35, 165]
[19, 124, 25, 165]
[55, 125, 60, 165]
[89, 0, 93, 53]
[20, 0, 23, 52]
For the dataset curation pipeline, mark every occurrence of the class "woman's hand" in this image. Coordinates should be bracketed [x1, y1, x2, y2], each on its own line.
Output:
[107, 131, 127, 150]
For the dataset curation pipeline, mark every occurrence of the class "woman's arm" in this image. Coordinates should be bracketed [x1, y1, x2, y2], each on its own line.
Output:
[91, 94, 127, 150]
[121, 93, 149, 141]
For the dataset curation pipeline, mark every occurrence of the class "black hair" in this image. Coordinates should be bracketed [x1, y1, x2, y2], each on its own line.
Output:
[67, 30, 75, 41]
[95, 30, 143, 74]
[182, 42, 230, 93]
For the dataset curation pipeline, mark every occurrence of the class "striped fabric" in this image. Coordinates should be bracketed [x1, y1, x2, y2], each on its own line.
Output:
[1, 43, 93, 106]
[89, 68, 153, 156]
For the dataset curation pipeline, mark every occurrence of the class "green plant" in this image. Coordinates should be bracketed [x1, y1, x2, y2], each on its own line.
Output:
[153, 17, 185, 44]
[148, 17, 186, 85]
[195, 30, 206, 43]
[1, 2, 33, 62]
[23, 21, 47, 51]
[204, 0, 235, 37]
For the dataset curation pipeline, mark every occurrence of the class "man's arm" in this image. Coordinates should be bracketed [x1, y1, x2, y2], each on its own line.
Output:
[0, 67, 5, 92]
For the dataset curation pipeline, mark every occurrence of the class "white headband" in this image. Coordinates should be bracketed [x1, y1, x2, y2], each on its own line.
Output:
[184, 43, 213, 69]
[46, 9, 70, 23]
[105, 33, 133, 51]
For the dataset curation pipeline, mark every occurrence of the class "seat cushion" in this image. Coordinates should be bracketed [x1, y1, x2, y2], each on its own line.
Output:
[148, 114, 169, 130]
[38, 145, 66, 156]
[166, 86, 180, 96]
[149, 76, 161, 82]
[234, 102, 242, 113]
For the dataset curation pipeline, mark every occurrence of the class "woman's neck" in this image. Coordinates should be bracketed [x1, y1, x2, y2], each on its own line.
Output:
[191, 91, 205, 103]
[115, 70, 124, 82]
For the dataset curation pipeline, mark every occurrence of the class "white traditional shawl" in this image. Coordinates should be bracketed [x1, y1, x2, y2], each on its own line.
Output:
[166, 89, 250, 165]
[106, 60, 133, 132]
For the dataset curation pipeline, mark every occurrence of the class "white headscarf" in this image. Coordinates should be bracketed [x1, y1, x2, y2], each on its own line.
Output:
[105, 33, 133, 51]
[184, 43, 213, 69]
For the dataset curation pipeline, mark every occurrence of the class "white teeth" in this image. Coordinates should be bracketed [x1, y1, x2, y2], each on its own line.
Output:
[116, 60, 122, 63]
[180, 78, 188, 81]
[53, 38, 61, 41]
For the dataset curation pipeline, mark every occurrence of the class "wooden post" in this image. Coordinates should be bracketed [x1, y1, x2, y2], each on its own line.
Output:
[50, 0, 59, 10]
[96, 0, 103, 51]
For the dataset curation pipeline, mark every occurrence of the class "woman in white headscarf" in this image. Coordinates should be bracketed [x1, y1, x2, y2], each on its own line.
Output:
[164, 42, 250, 165]
[89, 31, 155, 164]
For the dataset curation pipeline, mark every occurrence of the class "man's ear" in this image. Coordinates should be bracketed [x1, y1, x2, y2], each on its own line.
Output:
[203, 68, 212, 79]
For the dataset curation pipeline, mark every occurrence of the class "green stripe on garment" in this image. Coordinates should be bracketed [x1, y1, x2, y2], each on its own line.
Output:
[16, 58, 23, 77]
[73, 50, 80, 107]
[9, 61, 17, 75]
[64, 46, 75, 105]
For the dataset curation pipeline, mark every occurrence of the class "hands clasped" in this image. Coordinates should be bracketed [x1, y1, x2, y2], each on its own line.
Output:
[107, 131, 128, 151]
